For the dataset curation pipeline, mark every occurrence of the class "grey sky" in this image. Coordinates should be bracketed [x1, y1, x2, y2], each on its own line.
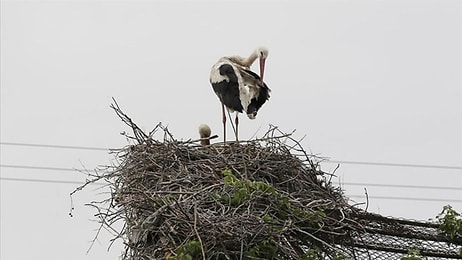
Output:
[1, 0, 461, 259]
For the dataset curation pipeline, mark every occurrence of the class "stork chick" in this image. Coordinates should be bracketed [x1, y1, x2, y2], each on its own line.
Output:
[198, 124, 212, 146]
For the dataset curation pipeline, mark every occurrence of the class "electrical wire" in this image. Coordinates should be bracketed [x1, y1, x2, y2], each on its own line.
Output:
[342, 182, 461, 191]
[323, 160, 462, 170]
[1, 142, 461, 204]
[1, 164, 461, 192]
[0, 176, 104, 186]
[348, 195, 462, 203]
[0, 141, 109, 151]
[1, 164, 460, 191]
[1, 176, 459, 203]
[0, 164, 84, 172]
[1, 141, 461, 170]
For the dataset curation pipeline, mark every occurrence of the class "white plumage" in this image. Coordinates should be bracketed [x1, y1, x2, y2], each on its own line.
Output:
[209, 47, 271, 143]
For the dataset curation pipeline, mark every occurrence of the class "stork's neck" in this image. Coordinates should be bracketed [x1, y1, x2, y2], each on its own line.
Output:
[244, 49, 259, 67]
[228, 49, 259, 68]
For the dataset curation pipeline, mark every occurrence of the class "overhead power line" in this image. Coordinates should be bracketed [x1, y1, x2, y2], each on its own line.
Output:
[0, 164, 84, 172]
[342, 182, 462, 191]
[323, 160, 462, 170]
[1, 163, 459, 191]
[0, 141, 109, 151]
[2, 141, 461, 170]
[0, 164, 461, 192]
[1, 177, 459, 203]
[348, 195, 462, 203]
[0, 177, 105, 186]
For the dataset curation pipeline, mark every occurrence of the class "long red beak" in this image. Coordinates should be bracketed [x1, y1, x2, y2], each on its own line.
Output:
[259, 57, 266, 82]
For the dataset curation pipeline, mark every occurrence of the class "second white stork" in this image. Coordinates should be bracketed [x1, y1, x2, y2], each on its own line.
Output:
[209, 47, 271, 143]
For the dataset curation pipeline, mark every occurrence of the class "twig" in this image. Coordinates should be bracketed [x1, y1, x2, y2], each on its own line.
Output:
[194, 204, 206, 260]
[364, 188, 369, 212]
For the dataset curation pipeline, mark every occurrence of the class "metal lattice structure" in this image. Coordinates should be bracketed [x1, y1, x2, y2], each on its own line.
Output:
[341, 211, 462, 259]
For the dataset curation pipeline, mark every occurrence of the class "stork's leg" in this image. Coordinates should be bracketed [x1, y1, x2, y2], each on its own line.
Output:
[234, 112, 239, 143]
[221, 102, 226, 144]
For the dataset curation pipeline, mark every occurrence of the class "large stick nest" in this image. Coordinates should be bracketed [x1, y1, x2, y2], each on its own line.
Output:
[72, 100, 462, 260]
[116, 127, 352, 259]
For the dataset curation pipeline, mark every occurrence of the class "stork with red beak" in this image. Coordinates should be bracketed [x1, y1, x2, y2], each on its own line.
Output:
[210, 47, 270, 143]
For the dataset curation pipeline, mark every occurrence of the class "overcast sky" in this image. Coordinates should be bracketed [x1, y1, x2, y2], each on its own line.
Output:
[1, 0, 461, 259]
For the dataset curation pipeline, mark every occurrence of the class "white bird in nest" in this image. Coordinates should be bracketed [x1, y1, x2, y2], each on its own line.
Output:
[198, 124, 211, 146]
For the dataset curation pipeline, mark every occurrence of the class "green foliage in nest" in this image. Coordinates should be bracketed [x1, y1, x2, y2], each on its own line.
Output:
[400, 249, 422, 260]
[218, 168, 326, 231]
[167, 240, 202, 260]
[436, 205, 462, 242]
[247, 237, 279, 259]
[301, 247, 345, 260]
[219, 168, 275, 206]
[303, 247, 322, 260]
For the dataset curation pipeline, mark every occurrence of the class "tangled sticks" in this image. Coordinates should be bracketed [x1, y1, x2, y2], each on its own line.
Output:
[111, 126, 352, 259]
[73, 100, 462, 260]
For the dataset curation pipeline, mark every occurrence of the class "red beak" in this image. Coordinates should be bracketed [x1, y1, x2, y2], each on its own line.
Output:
[259, 57, 266, 83]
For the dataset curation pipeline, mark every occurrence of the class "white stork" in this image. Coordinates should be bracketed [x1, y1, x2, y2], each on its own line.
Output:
[209, 47, 270, 143]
